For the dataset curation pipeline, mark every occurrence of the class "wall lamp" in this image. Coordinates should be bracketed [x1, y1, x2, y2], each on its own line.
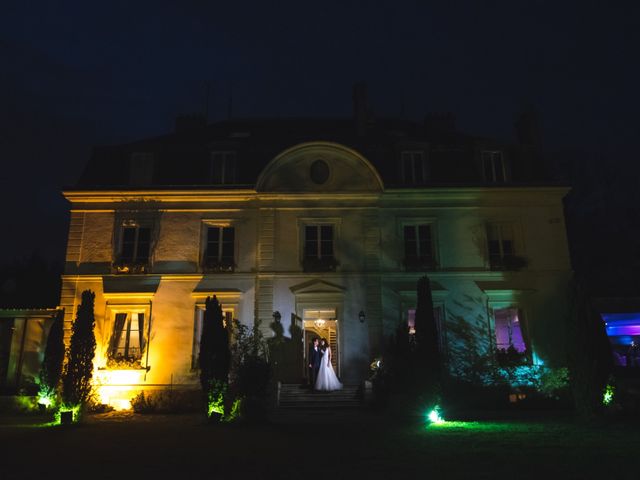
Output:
[359, 310, 366, 323]
[273, 311, 281, 323]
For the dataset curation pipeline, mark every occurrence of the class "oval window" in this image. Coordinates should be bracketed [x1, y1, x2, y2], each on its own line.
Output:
[310, 160, 330, 185]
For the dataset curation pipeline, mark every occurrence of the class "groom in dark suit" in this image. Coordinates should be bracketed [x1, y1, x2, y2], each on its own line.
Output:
[308, 337, 321, 389]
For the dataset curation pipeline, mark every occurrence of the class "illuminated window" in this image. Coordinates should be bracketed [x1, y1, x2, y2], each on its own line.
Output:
[493, 308, 526, 352]
[192, 308, 233, 369]
[119, 225, 151, 265]
[482, 150, 506, 183]
[129, 152, 154, 185]
[403, 224, 435, 269]
[203, 226, 235, 271]
[401, 151, 428, 184]
[109, 312, 145, 363]
[210, 151, 237, 184]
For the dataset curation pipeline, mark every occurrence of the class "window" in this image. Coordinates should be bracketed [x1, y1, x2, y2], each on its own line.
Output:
[493, 307, 529, 365]
[108, 312, 145, 366]
[115, 225, 151, 273]
[210, 151, 237, 184]
[401, 151, 428, 184]
[119, 225, 150, 263]
[407, 306, 445, 350]
[403, 224, 435, 270]
[303, 225, 336, 271]
[129, 153, 154, 185]
[192, 308, 233, 369]
[203, 226, 235, 271]
[487, 223, 526, 270]
[482, 150, 506, 183]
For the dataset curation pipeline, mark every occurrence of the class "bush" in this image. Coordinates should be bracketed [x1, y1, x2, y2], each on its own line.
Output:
[228, 319, 271, 423]
[131, 389, 203, 414]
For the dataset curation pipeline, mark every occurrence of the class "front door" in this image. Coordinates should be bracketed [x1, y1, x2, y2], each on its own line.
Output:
[303, 308, 339, 378]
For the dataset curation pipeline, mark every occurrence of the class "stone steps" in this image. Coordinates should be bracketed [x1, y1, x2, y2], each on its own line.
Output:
[277, 384, 363, 410]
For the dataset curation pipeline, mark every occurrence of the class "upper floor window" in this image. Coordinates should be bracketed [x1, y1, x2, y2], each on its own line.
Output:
[482, 150, 506, 183]
[115, 225, 151, 273]
[401, 151, 428, 184]
[108, 311, 145, 367]
[129, 152, 155, 185]
[403, 224, 436, 270]
[203, 226, 235, 272]
[487, 223, 527, 270]
[303, 225, 337, 271]
[210, 151, 237, 184]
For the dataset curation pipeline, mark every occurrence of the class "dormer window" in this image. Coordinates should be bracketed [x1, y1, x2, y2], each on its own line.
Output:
[482, 151, 506, 183]
[129, 153, 154, 185]
[401, 151, 428, 184]
[210, 151, 237, 184]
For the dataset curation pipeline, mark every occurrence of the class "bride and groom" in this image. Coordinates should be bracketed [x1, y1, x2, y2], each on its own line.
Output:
[308, 337, 342, 391]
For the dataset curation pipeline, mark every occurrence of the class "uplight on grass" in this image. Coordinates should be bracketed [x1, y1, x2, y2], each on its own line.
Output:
[427, 406, 445, 425]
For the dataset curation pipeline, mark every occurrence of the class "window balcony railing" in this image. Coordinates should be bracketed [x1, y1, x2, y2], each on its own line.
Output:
[113, 259, 149, 274]
[489, 255, 528, 271]
[302, 256, 339, 272]
[106, 353, 143, 370]
[403, 256, 438, 271]
[202, 256, 235, 273]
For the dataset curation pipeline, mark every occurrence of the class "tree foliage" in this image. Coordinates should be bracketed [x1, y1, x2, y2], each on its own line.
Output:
[414, 275, 443, 397]
[198, 296, 230, 420]
[566, 276, 613, 421]
[38, 309, 65, 402]
[229, 318, 271, 422]
[62, 290, 97, 407]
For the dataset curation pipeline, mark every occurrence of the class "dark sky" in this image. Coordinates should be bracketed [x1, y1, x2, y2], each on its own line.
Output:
[1, 1, 638, 265]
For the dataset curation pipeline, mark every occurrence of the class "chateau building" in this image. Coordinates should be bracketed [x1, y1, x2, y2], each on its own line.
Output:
[60, 94, 572, 408]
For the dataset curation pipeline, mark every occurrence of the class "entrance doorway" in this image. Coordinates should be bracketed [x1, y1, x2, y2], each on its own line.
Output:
[303, 308, 339, 377]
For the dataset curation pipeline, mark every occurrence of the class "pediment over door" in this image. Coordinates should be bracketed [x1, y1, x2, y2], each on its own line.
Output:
[290, 279, 347, 296]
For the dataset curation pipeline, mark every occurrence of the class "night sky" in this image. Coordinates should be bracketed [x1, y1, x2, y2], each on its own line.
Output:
[1, 1, 638, 265]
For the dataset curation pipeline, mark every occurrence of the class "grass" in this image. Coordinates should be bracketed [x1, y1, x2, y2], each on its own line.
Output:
[1, 410, 639, 479]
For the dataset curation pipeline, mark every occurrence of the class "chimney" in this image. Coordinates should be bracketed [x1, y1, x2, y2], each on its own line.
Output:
[175, 113, 206, 134]
[352, 82, 371, 137]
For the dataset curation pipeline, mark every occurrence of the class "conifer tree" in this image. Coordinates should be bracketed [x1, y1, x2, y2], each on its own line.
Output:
[413, 275, 442, 399]
[199, 295, 230, 420]
[38, 309, 65, 404]
[61, 290, 97, 408]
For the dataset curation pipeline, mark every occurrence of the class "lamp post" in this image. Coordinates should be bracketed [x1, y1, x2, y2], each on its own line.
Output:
[359, 310, 366, 323]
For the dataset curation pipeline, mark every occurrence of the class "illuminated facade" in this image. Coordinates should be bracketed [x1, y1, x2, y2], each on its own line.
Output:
[60, 112, 572, 408]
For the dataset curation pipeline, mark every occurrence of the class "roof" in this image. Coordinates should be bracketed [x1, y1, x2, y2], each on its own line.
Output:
[75, 116, 555, 189]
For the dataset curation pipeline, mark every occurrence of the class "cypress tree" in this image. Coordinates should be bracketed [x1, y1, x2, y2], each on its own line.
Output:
[38, 309, 65, 404]
[199, 295, 230, 420]
[566, 277, 613, 421]
[413, 275, 442, 400]
[62, 290, 97, 408]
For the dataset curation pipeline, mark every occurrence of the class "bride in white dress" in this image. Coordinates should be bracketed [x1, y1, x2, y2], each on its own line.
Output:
[314, 338, 343, 391]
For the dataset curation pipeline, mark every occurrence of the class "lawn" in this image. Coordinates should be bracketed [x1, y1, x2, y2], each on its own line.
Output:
[1, 411, 639, 479]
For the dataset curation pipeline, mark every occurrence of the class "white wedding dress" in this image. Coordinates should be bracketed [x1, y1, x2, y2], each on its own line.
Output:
[314, 347, 343, 391]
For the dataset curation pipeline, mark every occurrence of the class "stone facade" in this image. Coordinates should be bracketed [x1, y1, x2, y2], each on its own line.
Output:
[60, 138, 572, 407]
